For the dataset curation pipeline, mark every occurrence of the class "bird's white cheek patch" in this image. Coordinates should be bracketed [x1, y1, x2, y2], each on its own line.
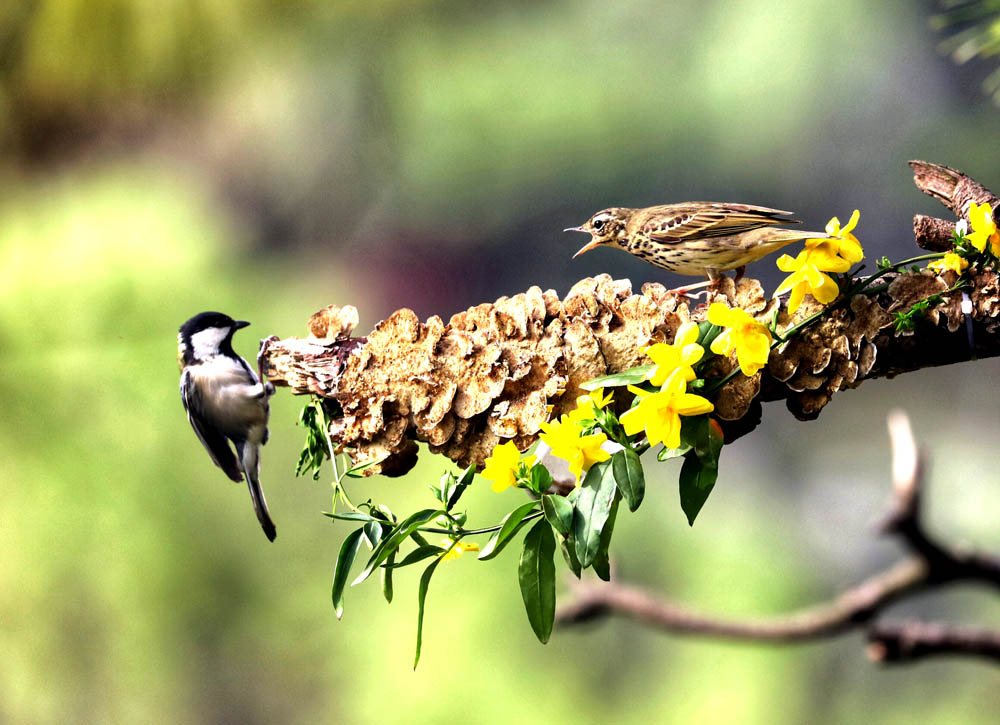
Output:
[191, 326, 230, 360]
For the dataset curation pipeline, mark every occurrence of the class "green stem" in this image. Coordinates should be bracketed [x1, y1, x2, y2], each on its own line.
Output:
[847, 252, 945, 296]
[318, 404, 366, 516]
[417, 509, 545, 537]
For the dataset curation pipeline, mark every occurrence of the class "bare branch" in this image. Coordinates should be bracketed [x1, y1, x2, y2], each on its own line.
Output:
[555, 412, 1000, 665]
[868, 621, 1000, 664]
[556, 558, 928, 642]
[909, 160, 999, 217]
[912, 214, 955, 252]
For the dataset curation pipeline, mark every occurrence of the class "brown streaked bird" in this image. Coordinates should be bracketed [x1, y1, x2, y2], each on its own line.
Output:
[565, 202, 830, 290]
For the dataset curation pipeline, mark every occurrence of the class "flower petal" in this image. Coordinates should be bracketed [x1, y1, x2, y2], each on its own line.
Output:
[788, 283, 805, 314]
[707, 303, 733, 327]
[841, 209, 860, 235]
[773, 270, 801, 295]
[620, 407, 645, 436]
[811, 272, 840, 304]
[676, 321, 700, 346]
[710, 329, 733, 356]
[681, 343, 705, 365]
[674, 393, 715, 416]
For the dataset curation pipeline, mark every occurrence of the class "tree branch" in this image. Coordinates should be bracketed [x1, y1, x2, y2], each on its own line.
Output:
[867, 621, 1000, 664]
[259, 160, 1000, 478]
[554, 412, 1000, 665]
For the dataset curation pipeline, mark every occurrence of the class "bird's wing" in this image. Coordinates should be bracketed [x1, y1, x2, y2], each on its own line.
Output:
[638, 203, 801, 243]
[180, 368, 244, 482]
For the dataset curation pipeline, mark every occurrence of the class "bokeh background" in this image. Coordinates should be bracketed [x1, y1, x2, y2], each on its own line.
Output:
[2, 1, 999, 722]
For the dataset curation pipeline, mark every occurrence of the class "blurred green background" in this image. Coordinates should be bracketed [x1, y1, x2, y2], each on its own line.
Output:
[2, 1, 999, 722]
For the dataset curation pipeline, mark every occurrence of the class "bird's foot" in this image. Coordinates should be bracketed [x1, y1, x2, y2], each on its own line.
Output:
[665, 279, 716, 300]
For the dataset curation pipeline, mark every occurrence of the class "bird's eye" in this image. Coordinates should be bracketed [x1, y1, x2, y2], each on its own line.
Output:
[592, 218, 605, 231]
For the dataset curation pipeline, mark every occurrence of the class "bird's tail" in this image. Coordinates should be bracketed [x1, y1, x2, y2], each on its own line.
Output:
[755, 229, 830, 245]
[740, 228, 831, 262]
[237, 441, 277, 542]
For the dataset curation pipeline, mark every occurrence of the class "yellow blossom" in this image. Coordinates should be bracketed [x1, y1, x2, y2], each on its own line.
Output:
[706, 302, 774, 376]
[773, 242, 852, 315]
[481, 441, 535, 493]
[966, 201, 1000, 257]
[441, 539, 480, 561]
[814, 209, 864, 263]
[566, 387, 613, 424]
[539, 415, 610, 484]
[928, 252, 969, 276]
[619, 370, 714, 450]
[643, 321, 704, 386]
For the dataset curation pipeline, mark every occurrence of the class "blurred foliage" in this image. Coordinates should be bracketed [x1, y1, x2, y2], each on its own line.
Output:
[933, 0, 1000, 103]
[0, 1, 999, 722]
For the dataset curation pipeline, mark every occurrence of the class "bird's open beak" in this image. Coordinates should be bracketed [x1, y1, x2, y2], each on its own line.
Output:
[234, 320, 251, 329]
[572, 238, 604, 258]
[564, 225, 603, 258]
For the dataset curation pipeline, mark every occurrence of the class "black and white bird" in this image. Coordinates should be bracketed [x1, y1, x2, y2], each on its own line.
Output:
[178, 311, 277, 541]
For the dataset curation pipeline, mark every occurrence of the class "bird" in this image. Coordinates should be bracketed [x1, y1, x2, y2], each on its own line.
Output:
[565, 202, 830, 292]
[178, 311, 277, 541]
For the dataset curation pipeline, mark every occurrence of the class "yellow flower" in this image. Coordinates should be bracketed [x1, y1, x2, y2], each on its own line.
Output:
[481, 441, 535, 493]
[620, 370, 714, 450]
[441, 539, 480, 561]
[773, 242, 852, 315]
[643, 321, 704, 386]
[814, 209, 864, 263]
[966, 201, 1000, 257]
[566, 387, 613, 423]
[539, 415, 610, 484]
[928, 252, 969, 276]
[706, 302, 774, 376]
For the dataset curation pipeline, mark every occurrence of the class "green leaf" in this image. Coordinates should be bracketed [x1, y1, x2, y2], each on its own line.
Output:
[678, 452, 719, 526]
[295, 399, 329, 480]
[477, 501, 540, 560]
[581, 365, 654, 390]
[414, 552, 446, 669]
[456, 464, 476, 487]
[572, 460, 617, 568]
[432, 472, 453, 504]
[324, 511, 377, 523]
[690, 415, 724, 464]
[344, 452, 391, 478]
[362, 521, 384, 550]
[541, 494, 573, 536]
[528, 464, 554, 496]
[561, 538, 582, 578]
[612, 448, 645, 512]
[518, 520, 557, 644]
[381, 550, 395, 603]
[389, 545, 447, 568]
[656, 444, 691, 461]
[447, 465, 476, 510]
[353, 508, 443, 586]
[332, 528, 364, 620]
[697, 321, 723, 349]
[593, 495, 620, 582]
